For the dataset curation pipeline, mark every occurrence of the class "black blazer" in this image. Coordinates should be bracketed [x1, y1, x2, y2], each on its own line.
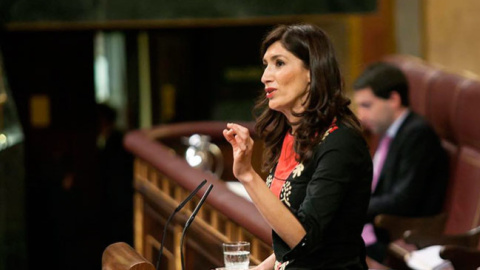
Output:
[266, 122, 372, 269]
[368, 111, 448, 220]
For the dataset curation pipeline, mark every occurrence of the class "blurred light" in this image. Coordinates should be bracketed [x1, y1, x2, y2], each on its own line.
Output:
[0, 133, 7, 150]
[186, 147, 203, 167]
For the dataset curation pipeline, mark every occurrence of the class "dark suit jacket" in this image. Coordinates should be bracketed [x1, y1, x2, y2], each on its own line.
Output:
[368, 111, 448, 221]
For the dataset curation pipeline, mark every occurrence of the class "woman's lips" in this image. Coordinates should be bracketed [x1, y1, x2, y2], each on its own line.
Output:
[265, 88, 277, 99]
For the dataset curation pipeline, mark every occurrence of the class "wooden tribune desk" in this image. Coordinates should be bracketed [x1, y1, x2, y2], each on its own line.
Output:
[121, 122, 271, 270]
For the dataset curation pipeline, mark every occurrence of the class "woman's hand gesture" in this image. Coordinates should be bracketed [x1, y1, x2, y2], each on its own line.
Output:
[223, 123, 255, 182]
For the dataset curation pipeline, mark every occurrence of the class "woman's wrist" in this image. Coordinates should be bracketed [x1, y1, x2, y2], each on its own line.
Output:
[254, 262, 270, 270]
[255, 253, 275, 270]
[236, 168, 257, 183]
[238, 168, 260, 185]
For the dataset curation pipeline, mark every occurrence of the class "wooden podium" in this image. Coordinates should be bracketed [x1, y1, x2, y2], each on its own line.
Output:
[102, 242, 154, 270]
[123, 122, 272, 270]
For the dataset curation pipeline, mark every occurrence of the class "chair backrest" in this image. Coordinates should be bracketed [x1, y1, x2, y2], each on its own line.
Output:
[445, 79, 480, 235]
[385, 55, 480, 236]
[383, 55, 440, 117]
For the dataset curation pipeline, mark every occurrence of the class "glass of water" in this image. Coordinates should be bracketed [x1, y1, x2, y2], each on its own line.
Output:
[222, 241, 250, 269]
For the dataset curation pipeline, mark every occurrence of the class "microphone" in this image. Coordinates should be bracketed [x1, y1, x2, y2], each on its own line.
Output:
[180, 184, 214, 270]
[156, 179, 207, 270]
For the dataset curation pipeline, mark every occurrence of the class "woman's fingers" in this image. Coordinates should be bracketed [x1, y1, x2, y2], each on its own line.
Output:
[227, 123, 250, 138]
[224, 123, 253, 152]
[226, 123, 251, 151]
[223, 128, 236, 143]
[224, 123, 254, 180]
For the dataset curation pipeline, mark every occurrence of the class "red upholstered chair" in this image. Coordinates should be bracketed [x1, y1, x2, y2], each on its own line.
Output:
[424, 70, 466, 215]
[441, 147, 480, 235]
[456, 79, 480, 154]
[425, 72, 464, 142]
[424, 72, 467, 217]
[402, 152, 480, 255]
[444, 79, 480, 236]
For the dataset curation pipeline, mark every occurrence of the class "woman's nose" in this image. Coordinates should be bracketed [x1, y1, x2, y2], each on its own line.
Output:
[261, 66, 272, 84]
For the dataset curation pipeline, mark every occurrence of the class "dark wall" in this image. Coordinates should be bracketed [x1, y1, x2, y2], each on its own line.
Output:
[4, 0, 376, 23]
[1, 31, 103, 270]
[0, 143, 26, 270]
[149, 25, 270, 123]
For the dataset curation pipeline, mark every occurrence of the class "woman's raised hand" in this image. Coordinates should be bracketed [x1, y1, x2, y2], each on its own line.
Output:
[223, 123, 255, 182]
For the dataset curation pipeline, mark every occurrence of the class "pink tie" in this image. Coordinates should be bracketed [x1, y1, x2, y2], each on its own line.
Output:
[371, 135, 393, 192]
[362, 135, 392, 246]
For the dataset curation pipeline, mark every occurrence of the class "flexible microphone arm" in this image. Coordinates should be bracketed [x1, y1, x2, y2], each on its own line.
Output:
[180, 184, 214, 270]
[156, 179, 207, 270]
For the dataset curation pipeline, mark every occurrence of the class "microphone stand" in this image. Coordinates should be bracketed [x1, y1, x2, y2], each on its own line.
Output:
[156, 179, 207, 270]
[180, 184, 214, 270]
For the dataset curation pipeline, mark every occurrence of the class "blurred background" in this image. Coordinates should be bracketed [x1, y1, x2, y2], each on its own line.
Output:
[0, 0, 479, 269]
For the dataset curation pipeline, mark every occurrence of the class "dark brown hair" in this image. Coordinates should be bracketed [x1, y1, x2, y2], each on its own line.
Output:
[254, 24, 362, 171]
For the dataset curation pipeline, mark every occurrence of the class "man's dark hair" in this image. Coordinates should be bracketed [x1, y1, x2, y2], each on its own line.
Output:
[353, 62, 410, 107]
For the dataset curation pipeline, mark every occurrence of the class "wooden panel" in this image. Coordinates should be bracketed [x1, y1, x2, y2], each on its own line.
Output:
[424, 0, 480, 77]
[360, 0, 396, 65]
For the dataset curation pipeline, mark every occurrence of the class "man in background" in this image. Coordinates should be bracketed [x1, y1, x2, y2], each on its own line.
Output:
[353, 62, 448, 262]
[97, 103, 134, 246]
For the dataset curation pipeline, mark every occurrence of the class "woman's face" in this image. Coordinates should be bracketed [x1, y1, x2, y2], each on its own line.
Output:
[261, 41, 311, 121]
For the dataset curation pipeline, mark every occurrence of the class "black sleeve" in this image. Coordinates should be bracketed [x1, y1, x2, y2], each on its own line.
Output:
[281, 131, 365, 261]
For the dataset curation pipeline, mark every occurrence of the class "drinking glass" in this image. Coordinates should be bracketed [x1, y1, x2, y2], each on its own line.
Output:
[222, 241, 250, 269]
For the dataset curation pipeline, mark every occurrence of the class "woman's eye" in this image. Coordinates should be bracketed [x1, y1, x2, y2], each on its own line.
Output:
[276, 60, 285, 67]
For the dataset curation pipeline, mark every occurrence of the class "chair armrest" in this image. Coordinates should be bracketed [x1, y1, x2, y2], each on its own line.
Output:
[440, 245, 480, 270]
[404, 226, 480, 249]
[366, 256, 390, 269]
[374, 213, 447, 241]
